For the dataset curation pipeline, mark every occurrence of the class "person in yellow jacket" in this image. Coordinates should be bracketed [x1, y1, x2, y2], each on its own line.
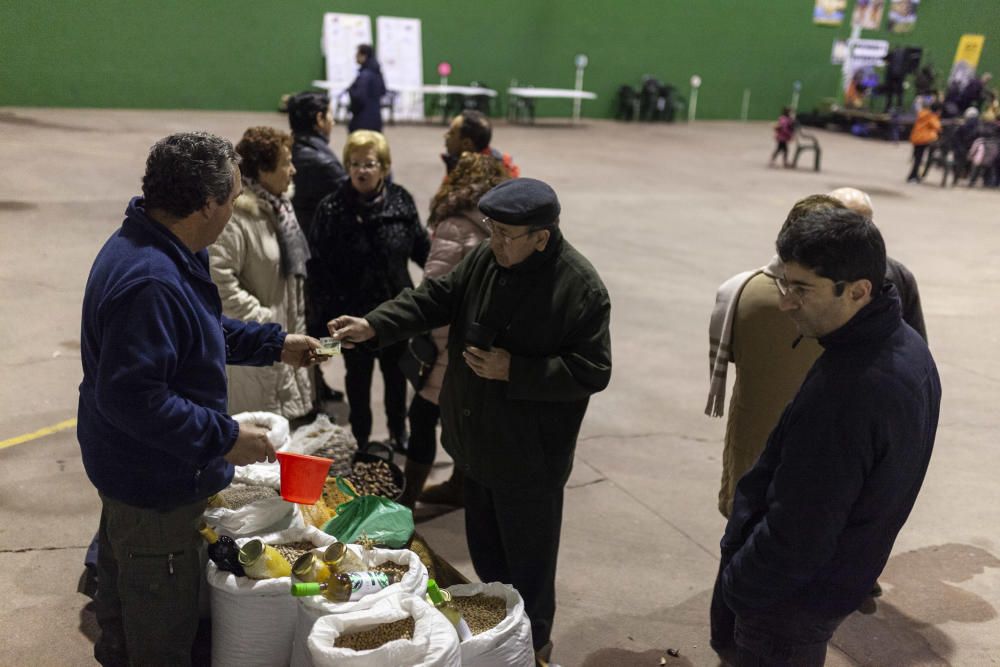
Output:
[907, 101, 942, 183]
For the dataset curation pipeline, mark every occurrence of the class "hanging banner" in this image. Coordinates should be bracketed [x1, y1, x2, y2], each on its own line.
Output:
[814, 0, 847, 26]
[948, 34, 985, 88]
[851, 0, 885, 30]
[321, 13, 373, 119]
[887, 0, 919, 33]
[376, 16, 424, 122]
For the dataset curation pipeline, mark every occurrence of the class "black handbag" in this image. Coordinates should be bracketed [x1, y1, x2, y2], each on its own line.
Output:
[398, 333, 438, 390]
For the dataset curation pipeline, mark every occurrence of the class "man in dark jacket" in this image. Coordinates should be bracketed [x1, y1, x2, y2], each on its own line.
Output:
[442, 109, 520, 178]
[328, 178, 612, 663]
[286, 91, 346, 237]
[348, 44, 387, 132]
[79, 132, 319, 666]
[710, 207, 941, 666]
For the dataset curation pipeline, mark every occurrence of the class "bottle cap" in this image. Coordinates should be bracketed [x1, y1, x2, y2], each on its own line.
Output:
[426, 579, 445, 604]
[238, 539, 264, 566]
[290, 582, 322, 597]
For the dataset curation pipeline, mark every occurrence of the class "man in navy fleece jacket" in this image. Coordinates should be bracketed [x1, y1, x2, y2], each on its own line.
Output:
[78, 132, 319, 666]
[710, 208, 941, 666]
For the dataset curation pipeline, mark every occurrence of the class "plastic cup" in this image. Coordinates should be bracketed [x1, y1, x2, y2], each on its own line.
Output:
[276, 451, 333, 504]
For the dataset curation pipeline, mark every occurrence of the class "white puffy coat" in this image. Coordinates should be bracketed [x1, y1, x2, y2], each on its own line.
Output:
[209, 189, 312, 419]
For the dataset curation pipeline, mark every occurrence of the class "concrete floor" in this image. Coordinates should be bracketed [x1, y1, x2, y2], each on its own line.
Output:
[1, 107, 999, 666]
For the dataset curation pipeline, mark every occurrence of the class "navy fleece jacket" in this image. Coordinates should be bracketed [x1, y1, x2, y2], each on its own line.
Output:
[78, 198, 286, 509]
[721, 285, 941, 619]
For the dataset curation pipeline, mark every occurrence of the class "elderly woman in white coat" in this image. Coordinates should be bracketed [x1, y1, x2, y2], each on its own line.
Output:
[399, 151, 511, 507]
[209, 126, 313, 420]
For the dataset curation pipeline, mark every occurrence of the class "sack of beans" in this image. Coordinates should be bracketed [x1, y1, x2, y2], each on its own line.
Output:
[290, 548, 429, 667]
[446, 582, 534, 667]
[206, 525, 337, 667]
[287, 413, 357, 478]
[307, 594, 460, 667]
[204, 491, 304, 538]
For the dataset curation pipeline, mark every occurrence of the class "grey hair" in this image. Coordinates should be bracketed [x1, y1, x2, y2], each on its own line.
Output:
[142, 132, 241, 218]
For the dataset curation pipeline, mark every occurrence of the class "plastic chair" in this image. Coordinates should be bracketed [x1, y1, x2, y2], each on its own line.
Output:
[921, 127, 960, 187]
[616, 85, 639, 121]
[792, 128, 822, 172]
[380, 90, 397, 126]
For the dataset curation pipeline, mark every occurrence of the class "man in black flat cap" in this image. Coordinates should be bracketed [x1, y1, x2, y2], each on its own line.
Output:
[329, 178, 611, 663]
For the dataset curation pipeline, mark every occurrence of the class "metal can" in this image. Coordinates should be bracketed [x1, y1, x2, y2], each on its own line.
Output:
[292, 551, 331, 583]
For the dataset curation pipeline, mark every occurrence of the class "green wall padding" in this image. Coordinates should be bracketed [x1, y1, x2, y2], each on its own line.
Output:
[1, 1, 996, 120]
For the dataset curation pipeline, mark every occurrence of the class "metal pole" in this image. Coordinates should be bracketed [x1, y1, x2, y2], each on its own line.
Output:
[573, 66, 584, 123]
[689, 88, 698, 122]
[741, 88, 751, 121]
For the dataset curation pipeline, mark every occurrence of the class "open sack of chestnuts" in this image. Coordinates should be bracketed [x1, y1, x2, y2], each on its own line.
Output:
[306, 594, 461, 667]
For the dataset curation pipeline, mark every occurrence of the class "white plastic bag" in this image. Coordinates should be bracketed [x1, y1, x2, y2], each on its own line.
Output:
[206, 525, 337, 667]
[286, 413, 356, 479]
[204, 495, 303, 538]
[447, 582, 534, 667]
[290, 547, 430, 667]
[307, 594, 460, 667]
[231, 411, 292, 489]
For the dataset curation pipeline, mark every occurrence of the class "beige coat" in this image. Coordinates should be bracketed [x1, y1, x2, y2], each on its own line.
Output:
[720, 273, 821, 516]
[418, 208, 490, 404]
[209, 190, 312, 419]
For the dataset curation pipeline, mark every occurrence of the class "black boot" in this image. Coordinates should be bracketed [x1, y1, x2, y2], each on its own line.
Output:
[418, 466, 464, 507]
[398, 461, 432, 509]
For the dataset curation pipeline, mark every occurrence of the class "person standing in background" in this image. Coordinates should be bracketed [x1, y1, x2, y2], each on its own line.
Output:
[907, 101, 942, 183]
[209, 126, 314, 422]
[399, 151, 511, 509]
[348, 44, 387, 133]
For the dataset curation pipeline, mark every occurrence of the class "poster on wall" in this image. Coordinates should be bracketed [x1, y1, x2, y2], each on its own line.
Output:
[376, 16, 424, 122]
[851, 0, 885, 30]
[947, 34, 986, 88]
[321, 13, 373, 119]
[887, 0, 919, 33]
[813, 0, 847, 26]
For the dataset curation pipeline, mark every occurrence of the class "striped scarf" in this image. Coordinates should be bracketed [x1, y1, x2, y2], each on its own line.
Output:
[244, 177, 310, 278]
[705, 256, 783, 417]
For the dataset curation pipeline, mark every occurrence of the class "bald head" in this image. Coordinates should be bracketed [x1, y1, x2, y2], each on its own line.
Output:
[828, 187, 873, 220]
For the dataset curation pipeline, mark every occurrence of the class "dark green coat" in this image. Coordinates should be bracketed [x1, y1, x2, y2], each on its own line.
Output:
[365, 231, 611, 491]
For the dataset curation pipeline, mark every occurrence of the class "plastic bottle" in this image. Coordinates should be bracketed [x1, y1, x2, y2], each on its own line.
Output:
[198, 522, 245, 577]
[238, 538, 292, 579]
[290, 571, 398, 602]
[426, 579, 473, 641]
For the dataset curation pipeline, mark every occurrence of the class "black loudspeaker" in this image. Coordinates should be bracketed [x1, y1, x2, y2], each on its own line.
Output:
[903, 46, 923, 75]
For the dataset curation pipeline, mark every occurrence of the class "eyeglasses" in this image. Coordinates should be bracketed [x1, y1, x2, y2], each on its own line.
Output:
[774, 276, 846, 300]
[484, 218, 537, 244]
[348, 160, 381, 171]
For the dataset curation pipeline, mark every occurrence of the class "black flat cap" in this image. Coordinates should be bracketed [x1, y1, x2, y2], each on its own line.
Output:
[478, 178, 560, 227]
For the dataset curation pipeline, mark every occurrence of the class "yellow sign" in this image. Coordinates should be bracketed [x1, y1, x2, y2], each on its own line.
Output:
[953, 34, 985, 68]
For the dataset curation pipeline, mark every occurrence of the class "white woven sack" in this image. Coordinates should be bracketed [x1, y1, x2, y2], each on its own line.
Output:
[447, 582, 534, 667]
[206, 526, 337, 667]
[231, 411, 293, 490]
[307, 594, 460, 667]
[290, 547, 429, 667]
[204, 495, 304, 538]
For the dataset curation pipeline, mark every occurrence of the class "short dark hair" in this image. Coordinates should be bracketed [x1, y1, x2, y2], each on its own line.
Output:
[142, 132, 239, 218]
[780, 194, 845, 233]
[357, 44, 374, 59]
[459, 110, 492, 151]
[236, 126, 292, 180]
[287, 91, 330, 134]
[777, 207, 886, 294]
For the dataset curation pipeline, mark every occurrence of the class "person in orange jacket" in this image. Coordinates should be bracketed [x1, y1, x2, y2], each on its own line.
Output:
[907, 101, 942, 182]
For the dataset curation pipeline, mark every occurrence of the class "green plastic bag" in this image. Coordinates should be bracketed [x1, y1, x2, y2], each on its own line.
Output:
[321, 477, 414, 548]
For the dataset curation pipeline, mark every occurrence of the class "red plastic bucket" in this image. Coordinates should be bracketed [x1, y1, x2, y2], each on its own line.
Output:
[276, 452, 333, 504]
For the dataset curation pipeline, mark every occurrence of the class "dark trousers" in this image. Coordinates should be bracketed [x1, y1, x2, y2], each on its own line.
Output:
[710, 554, 844, 667]
[342, 342, 407, 448]
[463, 476, 564, 650]
[94, 494, 206, 667]
[908, 144, 929, 181]
[407, 393, 440, 465]
[771, 141, 789, 165]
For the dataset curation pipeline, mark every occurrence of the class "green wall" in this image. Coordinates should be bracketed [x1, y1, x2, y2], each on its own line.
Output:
[2, 1, 997, 120]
